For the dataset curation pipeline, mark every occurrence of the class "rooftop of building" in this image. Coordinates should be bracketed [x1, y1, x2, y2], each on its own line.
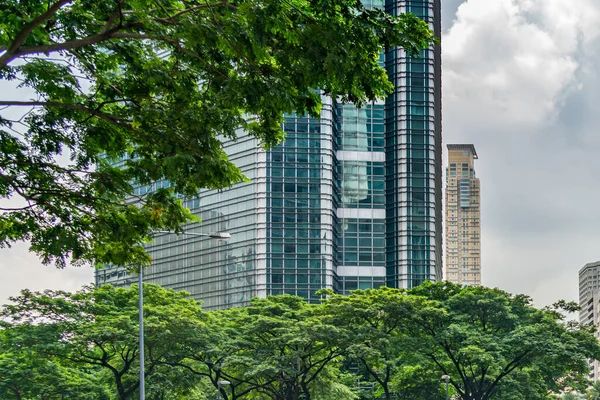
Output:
[447, 144, 478, 159]
[579, 261, 600, 276]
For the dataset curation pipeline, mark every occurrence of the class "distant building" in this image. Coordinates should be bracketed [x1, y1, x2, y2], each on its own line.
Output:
[578, 261, 600, 381]
[444, 144, 481, 285]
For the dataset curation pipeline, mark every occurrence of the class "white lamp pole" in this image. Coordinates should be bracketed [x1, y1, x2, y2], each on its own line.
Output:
[441, 375, 450, 400]
[138, 268, 145, 400]
[139, 230, 231, 400]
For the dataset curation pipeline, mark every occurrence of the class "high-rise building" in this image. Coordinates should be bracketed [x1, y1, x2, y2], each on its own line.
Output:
[579, 261, 600, 324]
[96, 0, 443, 309]
[578, 261, 600, 381]
[444, 144, 481, 286]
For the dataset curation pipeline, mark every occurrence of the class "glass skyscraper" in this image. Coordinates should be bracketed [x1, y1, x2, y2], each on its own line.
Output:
[96, 0, 443, 310]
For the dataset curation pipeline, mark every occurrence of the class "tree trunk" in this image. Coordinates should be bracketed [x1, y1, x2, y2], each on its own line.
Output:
[115, 376, 127, 400]
[300, 379, 311, 400]
[383, 384, 391, 400]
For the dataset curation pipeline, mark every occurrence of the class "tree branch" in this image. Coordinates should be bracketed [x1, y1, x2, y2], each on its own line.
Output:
[101, 1, 125, 34]
[0, 100, 131, 130]
[0, 0, 73, 68]
[7, 28, 147, 60]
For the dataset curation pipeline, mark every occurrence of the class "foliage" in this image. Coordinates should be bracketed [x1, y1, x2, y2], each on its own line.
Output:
[409, 281, 600, 400]
[322, 287, 442, 400]
[1, 283, 598, 399]
[587, 381, 600, 400]
[0, 0, 435, 269]
[0, 327, 109, 400]
[181, 295, 347, 400]
[1, 284, 205, 400]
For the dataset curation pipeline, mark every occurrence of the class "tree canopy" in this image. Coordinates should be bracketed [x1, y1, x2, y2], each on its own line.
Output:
[408, 282, 600, 400]
[1, 282, 598, 399]
[0, 0, 435, 268]
[1, 284, 205, 399]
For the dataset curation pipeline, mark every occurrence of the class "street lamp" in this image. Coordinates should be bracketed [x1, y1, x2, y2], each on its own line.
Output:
[441, 375, 450, 400]
[154, 230, 231, 240]
[138, 230, 231, 399]
[217, 380, 231, 400]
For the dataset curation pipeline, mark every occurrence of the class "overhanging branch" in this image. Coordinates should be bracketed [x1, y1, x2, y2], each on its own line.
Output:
[0, 0, 73, 68]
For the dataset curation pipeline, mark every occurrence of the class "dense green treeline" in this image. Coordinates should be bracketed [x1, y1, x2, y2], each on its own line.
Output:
[1, 282, 598, 400]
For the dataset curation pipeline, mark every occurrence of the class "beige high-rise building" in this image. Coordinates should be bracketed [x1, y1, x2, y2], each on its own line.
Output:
[445, 144, 481, 285]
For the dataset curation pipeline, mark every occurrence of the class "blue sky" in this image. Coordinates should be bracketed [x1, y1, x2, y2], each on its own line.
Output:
[1, 0, 599, 306]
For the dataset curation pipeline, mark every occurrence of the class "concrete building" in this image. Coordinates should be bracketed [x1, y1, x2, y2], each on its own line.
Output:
[444, 144, 481, 286]
[96, 0, 444, 309]
[578, 261, 600, 381]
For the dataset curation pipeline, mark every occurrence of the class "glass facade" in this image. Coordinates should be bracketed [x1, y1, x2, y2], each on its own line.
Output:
[96, 136, 266, 309]
[383, 0, 443, 288]
[265, 111, 334, 301]
[96, 0, 443, 308]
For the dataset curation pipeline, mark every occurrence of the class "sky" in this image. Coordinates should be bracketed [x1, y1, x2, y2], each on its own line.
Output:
[1, 0, 600, 307]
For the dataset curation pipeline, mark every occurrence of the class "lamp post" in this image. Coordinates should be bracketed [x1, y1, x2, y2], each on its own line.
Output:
[441, 375, 450, 400]
[138, 230, 231, 400]
[217, 380, 231, 400]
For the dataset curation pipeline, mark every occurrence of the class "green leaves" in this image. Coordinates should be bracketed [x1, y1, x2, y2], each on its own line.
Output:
[1, 284, 206, 399]
[1, 283, 598, 399]
[408, 282, 600, 400]
[0, 0, 435, 269]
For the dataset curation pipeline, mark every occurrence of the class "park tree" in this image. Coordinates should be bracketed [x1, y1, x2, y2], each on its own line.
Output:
[0, 284, 205, 400]
[322, 287, 442, 400]
[587, 381, 600, 400]
[0, 327, 109, 399]
[184, 295, 348, 400]
[409, 281, 600, 400]
[0, 0, 435, 269]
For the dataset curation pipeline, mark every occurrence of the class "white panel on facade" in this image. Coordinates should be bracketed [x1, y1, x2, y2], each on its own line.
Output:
[337, 266, 387, 277]
[337, 150, 385, 162]
[336, 208, 386, 219]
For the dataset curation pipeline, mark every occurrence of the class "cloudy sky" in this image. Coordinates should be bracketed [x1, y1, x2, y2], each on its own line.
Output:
[1, 0, 600, 307]
[442, 0, 600, 306]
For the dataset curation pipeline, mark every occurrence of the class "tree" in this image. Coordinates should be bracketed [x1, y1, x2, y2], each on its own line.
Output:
[182, 295, 348, 400]
[322, 287, 442, 400]
[587, 381, 600, 400]
[561, 393, 585, 400]
[1, 284, 205, 400]
[0, 0, 435, 269]
[409, 282, 600, 400]
[0, 327, 109, 400]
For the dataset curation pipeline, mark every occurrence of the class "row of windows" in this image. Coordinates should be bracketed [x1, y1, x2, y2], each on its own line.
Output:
[270, 166, 322, 178]
[282, 121, 321, 134]
[275, 136, 321, 148]
[270, 182, 322, 194]
[337, 237, 386, 248]
[339, 219, 386, 234]
[270, 228, 323, 239]
[271, 152, 322, 164]
[338, 252, 386, 265]
[271, 259, 322, 269]
[270, 243, 322, 254]
[271, 274, 323, 285]
[270, 213, 321, 224]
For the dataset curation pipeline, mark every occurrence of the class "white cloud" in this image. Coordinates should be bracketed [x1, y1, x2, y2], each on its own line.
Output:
[443, 0, 599, 128]
[442, 0, 600, 307]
